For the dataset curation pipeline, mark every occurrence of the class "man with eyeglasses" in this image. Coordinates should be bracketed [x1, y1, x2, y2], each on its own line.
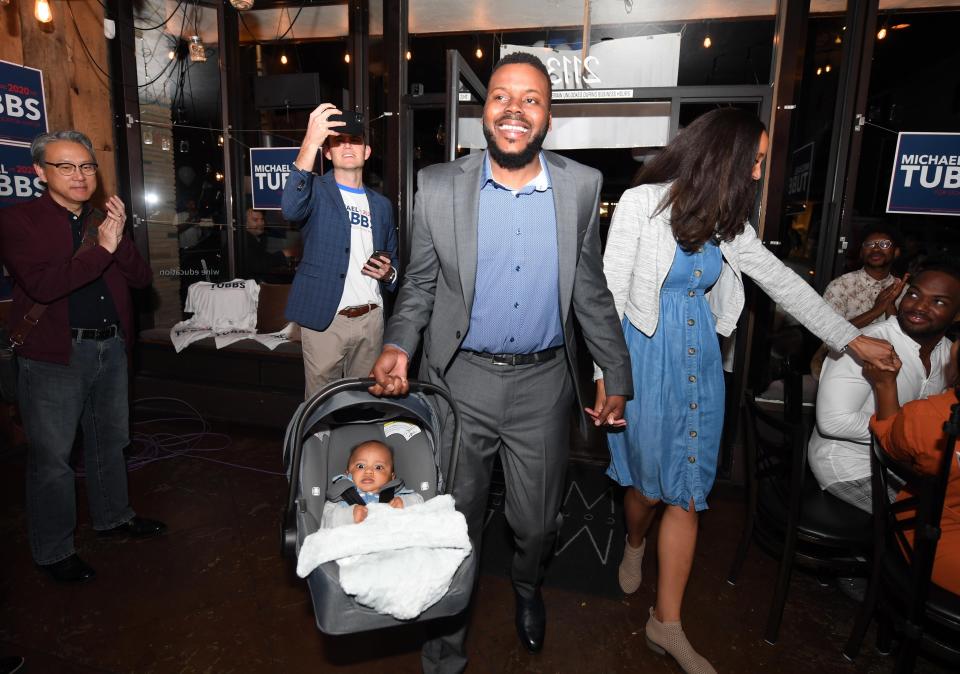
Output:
[810, 225, 907, 378]
[0, 130, 165, 583]
[823, 225, 906, 329]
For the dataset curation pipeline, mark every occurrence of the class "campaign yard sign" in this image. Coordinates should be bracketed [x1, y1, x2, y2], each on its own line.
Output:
[0, 60, 48, 145]
[0, 141, 44, 208]
[886, 132, 960, 216]
[250, 147, 299, 210]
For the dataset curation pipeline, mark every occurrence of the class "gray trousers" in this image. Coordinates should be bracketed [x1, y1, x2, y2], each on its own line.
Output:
[422, 349, 574, 673]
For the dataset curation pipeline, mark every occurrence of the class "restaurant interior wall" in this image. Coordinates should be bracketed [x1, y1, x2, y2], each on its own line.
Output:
[0, 1, 116, 202]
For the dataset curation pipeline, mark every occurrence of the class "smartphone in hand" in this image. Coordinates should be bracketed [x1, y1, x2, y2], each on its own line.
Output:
[368, 250, 390, 267]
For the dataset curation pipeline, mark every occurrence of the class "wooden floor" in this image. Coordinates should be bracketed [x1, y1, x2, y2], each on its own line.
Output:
[0, 406, 951, 673]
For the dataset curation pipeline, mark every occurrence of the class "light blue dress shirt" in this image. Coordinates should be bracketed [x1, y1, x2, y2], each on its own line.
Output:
[461, 153, 563, 354]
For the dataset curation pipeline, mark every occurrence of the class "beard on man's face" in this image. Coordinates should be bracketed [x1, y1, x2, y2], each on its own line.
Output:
[482, 117, 549, 170]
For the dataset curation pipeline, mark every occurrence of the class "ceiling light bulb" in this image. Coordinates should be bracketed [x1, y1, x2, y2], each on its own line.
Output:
[877, 27, 887, 40]
[703, 35, 712, 49]
[405, 50, 412, 61]
[825, 64, 832, 73]
[475, 47, 483, 59]
[228, 0, 255, 9]
[280, 53, 288, 65]
[816, 67, 823, 76]
[35, 0, 53, 23]
[344, 53, 351, 64]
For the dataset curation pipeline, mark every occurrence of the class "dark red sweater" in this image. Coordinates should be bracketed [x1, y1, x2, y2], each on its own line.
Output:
[0, 192, 152, 364]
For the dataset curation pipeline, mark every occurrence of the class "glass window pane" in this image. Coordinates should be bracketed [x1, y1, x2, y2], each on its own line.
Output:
[234, 8, 349, 284]
[135, 0, 227, 322]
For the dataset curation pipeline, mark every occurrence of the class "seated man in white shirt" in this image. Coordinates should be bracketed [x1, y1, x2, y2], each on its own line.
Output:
[809, 261, 960, 511]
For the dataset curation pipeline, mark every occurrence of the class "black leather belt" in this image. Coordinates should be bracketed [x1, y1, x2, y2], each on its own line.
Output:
[70, 324, 119, 341]
[469, 346, 561, 366]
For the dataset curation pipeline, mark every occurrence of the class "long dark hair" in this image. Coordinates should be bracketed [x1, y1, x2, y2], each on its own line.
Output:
[635, 108, 766, 251]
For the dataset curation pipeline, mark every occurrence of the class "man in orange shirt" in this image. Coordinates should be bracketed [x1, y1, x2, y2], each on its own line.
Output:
[865, 337, 960, 594]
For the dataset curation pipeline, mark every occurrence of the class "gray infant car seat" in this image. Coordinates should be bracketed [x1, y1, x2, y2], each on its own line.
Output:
[281, 378, 476, 634]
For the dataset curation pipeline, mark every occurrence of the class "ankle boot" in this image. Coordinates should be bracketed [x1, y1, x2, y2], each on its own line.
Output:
[618, 535, 645, 594]
[645, 607, 717, 674]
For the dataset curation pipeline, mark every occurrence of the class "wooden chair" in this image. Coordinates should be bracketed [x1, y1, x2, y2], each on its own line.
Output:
[727, 369, 871, 644]
[842, 407, 960, 672]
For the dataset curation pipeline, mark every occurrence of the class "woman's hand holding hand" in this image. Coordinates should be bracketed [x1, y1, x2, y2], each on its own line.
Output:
[847, 335, 899, 371]
[586, 379, 627, 428]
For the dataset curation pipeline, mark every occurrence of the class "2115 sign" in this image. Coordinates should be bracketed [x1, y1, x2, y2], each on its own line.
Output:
[545, 54, 601, 89]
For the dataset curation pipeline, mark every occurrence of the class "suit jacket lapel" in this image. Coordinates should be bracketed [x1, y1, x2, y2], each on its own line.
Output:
[453, 153, 483, 314]
[547, 152, 577, 324]
[320, 172, 352, 233]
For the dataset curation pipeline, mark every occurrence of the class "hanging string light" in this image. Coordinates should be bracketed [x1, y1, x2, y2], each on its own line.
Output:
[280, 52, 288, 65]
[35, 0, 53, 23]
[703, 35, 712, 49]
[344, 53, 351, 64]
[189, 36, 206, 63]
[405, 50, 412, 61]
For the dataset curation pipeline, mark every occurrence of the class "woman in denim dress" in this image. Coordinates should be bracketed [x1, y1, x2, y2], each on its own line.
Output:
[590, 109, 897, 673]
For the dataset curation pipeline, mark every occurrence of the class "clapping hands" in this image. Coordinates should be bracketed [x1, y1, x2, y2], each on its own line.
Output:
[97, 195, 126, 254]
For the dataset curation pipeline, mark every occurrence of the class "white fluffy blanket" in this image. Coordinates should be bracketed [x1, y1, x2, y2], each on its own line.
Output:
[296, 495, 471, 620]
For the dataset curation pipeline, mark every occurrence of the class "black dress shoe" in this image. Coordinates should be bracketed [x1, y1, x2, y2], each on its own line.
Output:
[40, 554, 96, 583]
[515, 589, 545, 653]
[97, 516, 167, 539]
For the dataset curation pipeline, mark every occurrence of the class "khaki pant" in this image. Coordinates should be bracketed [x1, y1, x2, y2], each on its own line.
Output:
[300, 306, 383, 399]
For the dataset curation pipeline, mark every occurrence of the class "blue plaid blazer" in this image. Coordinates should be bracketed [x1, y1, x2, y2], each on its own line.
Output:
[282, 169, 398, 331]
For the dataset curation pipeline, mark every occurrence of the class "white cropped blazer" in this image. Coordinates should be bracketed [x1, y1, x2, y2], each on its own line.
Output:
[594, 182, 860, 379]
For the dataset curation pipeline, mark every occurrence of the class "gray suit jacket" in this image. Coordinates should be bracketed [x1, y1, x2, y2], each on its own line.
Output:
[385, 150, 632, 429]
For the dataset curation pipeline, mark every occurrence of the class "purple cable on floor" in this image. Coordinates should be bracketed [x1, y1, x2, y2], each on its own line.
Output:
[74, 397, 286, 477]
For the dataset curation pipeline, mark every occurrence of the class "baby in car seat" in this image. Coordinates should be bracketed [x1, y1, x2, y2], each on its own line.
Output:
[321, 440, 424, 527]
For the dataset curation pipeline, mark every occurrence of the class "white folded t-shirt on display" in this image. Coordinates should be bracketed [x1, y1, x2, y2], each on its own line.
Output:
[184, 279, 260, 333]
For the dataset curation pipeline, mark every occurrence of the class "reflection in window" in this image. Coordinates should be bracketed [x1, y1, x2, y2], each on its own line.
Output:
[135, 0, 227, 322]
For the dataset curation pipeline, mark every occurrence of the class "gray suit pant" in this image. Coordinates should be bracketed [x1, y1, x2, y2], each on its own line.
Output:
[422, 349, 573, 674]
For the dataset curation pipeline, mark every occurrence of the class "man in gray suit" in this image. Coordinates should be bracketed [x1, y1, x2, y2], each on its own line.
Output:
[371, 52, 631, 671]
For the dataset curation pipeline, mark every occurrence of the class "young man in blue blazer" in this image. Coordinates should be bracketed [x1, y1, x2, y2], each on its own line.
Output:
[282, 106, 399, 398]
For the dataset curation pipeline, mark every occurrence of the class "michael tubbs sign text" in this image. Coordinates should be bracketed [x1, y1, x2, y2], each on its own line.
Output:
[886, 132, 960, 216]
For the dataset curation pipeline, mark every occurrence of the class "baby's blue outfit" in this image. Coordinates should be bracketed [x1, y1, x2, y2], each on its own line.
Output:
[606, 242, 724, 512]
[330, 474, 414, 506]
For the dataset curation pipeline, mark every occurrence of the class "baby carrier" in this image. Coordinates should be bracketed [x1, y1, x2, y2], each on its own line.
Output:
[281, 377, 476, 634]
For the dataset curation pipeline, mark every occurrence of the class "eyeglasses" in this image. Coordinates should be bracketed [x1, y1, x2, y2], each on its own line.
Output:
[44, 161, 98, 177]
[862, 239, 894, 250]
